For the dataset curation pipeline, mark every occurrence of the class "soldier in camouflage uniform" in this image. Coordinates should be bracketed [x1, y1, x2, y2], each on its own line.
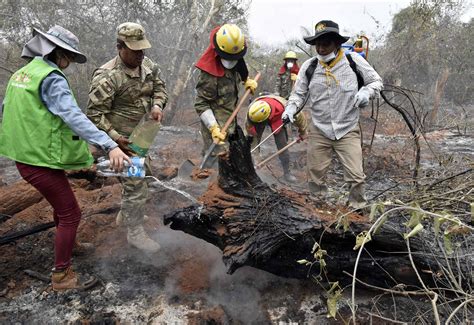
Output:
[194, 24, 258, 168]
[275, 51, 300, 99]
[87, 22, 168, 253]
[246, 95, 308, 183]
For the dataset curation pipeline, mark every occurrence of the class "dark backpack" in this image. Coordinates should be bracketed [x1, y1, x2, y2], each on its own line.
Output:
[304, 53, 364, 89]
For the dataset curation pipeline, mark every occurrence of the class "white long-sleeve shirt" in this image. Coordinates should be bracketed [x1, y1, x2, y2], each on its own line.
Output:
[286, 52, 383, 140]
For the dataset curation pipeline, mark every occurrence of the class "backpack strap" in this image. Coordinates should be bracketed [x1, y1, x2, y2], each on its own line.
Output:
[304, 57, 319, 83]
[345, 53, 364, 90]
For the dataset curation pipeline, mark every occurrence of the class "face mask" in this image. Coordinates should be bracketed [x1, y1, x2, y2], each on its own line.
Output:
[286, 62, 294, 69]
[221, 59, 238, 69]
[316, 51, 336, 63]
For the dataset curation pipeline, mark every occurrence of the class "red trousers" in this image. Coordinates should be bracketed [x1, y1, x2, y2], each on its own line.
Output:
[16, 162, 81, 270]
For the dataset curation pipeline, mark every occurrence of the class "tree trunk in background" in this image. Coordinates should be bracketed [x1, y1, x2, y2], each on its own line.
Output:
[164, 0, 223, 125]
[429, 68, 450, 126]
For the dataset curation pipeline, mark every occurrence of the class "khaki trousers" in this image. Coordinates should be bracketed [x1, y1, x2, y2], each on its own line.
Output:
[307, 123, 366, 207]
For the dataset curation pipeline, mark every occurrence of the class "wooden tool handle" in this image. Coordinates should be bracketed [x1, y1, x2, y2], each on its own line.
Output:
[256, 138, 299, 169]
[221, 72, 261, 134]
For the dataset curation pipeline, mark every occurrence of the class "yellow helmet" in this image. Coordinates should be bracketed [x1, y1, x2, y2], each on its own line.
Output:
[284, 51, 297, 60]
[214, 24, 247, 60]
[248, 100, 271, 123]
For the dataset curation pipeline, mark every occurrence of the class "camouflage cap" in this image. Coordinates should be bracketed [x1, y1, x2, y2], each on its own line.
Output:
[117, 22, 151, 50]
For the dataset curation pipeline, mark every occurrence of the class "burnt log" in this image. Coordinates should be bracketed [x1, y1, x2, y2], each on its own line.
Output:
[164, 126, 471, 287]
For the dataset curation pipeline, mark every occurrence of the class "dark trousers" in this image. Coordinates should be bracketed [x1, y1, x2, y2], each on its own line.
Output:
[253, 124, 290, 172]
[16, 162, 81, 270]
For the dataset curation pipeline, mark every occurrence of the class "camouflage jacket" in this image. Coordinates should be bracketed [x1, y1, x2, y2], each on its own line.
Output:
[274, 69, 293, 100]
[86, 55, 168, 139]
[194, 69, 241, 134]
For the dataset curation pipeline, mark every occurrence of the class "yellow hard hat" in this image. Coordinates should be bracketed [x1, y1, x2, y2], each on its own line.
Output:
[248, 100, 271, 123]
[214, 24, 247, 60]
[284, 51, 297, 60]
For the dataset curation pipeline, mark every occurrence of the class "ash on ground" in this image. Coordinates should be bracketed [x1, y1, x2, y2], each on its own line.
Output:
[1, 124, 472, 324]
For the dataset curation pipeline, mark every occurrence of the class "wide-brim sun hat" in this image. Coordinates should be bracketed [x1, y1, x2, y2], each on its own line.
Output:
[33, 25, 87, 63]
[304, 20, 349, 45]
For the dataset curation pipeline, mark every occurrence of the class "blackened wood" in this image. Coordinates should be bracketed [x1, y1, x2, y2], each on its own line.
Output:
[165, 126, 470, 287]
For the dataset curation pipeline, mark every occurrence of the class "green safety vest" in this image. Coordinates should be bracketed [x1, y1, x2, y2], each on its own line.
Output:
[0, 58, 93, 170]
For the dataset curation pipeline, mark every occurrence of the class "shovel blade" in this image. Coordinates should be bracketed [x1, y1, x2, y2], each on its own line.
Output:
[199, 142, 217, 170]
[177, 159, 195, 180]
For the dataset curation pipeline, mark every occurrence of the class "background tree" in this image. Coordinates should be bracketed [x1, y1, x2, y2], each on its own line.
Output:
[0, 0, 249, 125]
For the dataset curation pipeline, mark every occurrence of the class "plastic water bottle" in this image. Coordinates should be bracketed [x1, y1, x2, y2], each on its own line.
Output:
[96, 157, 145, 178]
[128, 113, 161, 157]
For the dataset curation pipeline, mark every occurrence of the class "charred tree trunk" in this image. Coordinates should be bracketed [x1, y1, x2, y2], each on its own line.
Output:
[164, 126, 469, 287]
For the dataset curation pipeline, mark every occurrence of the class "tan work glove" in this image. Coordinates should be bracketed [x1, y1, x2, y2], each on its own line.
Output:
[244, 78, 258, 94]
[209, 124, 226, 144]
[290, 73, 297, 81]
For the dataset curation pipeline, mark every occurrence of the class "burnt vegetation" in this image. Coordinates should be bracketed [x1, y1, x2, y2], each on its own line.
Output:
[0, 0, 473, 323]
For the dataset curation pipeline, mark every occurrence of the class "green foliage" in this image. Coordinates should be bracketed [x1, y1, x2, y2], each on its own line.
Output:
[326, 281, 342, 319]
[353, 231, 372, 250]
[404, 223, 424, 239]
[336, 213, 350, 232]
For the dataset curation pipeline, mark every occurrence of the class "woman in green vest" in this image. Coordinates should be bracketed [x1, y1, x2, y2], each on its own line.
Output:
[0, 25, 130, 291]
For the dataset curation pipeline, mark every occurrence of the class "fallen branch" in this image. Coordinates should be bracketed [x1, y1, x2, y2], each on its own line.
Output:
[0, 206, 120, 245]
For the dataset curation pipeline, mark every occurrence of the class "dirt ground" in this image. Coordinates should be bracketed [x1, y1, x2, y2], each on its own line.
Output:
[0, 112, 472, 323]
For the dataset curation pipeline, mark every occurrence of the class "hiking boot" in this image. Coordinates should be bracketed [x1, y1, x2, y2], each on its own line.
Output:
[308, 182, 328, 197]
[51, 266, 78, 291]
[116, 211, 149, 227]
[73, 239, 95, 256]
[283, 172, 297, 183]
[348, 183, 367, 210]
[127, 225, 160, 253]
[52, 266, 98, 291]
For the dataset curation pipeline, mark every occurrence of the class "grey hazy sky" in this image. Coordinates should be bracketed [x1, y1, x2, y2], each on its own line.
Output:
[248, 0, 473, 46]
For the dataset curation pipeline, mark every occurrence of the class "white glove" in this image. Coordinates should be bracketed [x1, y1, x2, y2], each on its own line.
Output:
[200, 109, 218, 129]
[282, 105, 297, 123]
[353, 87, 371, 108]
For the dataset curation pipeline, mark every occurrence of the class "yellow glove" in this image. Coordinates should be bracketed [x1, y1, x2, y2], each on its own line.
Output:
[290, 73, 297, 81]
[209, 124, 226, 144]
[244, 78, 258, 94]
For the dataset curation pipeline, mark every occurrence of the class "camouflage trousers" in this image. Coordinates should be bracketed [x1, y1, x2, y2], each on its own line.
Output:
[118, 156, 152, 227]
